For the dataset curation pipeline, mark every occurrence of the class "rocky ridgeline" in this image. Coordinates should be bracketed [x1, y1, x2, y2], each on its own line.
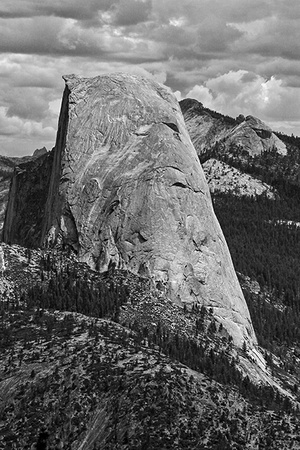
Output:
[180, 98, 287, 157]
[2, 73, 256, 348]
[203, 158, 277, 199]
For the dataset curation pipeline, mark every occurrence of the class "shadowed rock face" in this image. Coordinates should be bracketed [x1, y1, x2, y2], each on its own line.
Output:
[4, 74, 256, 346]
[2, 152, 53, 246]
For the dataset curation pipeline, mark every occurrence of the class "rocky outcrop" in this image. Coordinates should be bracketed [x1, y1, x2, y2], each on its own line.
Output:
[226, 116, 287, 156]
[180, 99, 287, 156]
[203, 158, 277, 199]
[3, 74, 256, 347]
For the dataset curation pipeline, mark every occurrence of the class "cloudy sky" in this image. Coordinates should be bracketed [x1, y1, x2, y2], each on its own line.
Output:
[0, 0, 299, 156]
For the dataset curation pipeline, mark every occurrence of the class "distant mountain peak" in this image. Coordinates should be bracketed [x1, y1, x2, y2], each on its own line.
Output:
[181, 99, 287, 156]
[179, 98, 204, 114]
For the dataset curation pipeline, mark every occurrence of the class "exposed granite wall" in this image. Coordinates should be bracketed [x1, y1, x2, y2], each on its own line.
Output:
[3, 74, 257, 347]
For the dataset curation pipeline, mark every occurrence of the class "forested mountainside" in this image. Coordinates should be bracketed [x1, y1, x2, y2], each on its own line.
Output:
[213, 193, 300, 346]
[2, 181, 300, 449]
[209, 152, 300, 356]
[182, 97, 300, 406]
[1, 244, 300, 449]
[180, 98, 300, 189]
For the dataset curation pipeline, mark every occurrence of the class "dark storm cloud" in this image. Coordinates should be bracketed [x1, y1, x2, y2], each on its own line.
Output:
[236, 16, 300, 62]
[6, 90, 50, 121]
[0, 17, 112, 57]
[240, 72, 258, 84]
[195, 19, 242, 53]
[0, 0, 111, 20]
[110, 0, 152, 26]
[0, 0, 299, 156]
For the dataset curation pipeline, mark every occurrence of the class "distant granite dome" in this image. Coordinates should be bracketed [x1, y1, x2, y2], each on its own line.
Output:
[3, 73, 257, 347]
[181, 98, 287, 156]
[180, 98, 204, 115]
[226, 115, 287, 156]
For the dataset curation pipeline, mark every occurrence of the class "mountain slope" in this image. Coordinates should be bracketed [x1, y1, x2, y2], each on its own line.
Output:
[0, 243, 299, 450]
[180, 98, 287, 157]
[203, 158, 276, 198]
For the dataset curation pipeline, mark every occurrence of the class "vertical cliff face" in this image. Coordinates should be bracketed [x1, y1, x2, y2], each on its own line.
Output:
[3, 152, 53, 247]
[33, 73, 255, 346]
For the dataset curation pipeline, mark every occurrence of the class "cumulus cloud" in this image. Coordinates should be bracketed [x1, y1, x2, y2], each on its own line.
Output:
[185, 70, 300, 128]
[185, 85, 214, 107]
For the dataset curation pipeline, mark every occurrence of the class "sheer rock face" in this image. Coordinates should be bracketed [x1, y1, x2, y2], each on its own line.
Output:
[8, 74, 257, 346]
[2, 152, 53, 246]
[0, 154, 38, 237]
